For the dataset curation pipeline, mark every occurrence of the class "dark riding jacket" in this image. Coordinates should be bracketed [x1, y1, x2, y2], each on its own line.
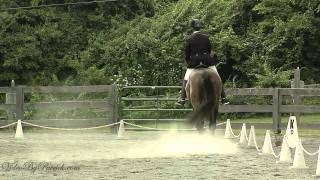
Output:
[185, 31, 215, 68]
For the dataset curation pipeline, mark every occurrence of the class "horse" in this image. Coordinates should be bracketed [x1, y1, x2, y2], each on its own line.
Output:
[186, 66, 222, 132]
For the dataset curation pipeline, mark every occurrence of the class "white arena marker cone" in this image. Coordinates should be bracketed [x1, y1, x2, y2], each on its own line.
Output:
[261, 130, 274, 155]
[239, 123, 248, 145]
[285, 116, 299, 148]
[315, 146, 320, 176]
[117, 120, 125, 138]
[277, 136, 292, 163]
[224, 119, 234, 139]
[15, 119, 24, 139]
[248, 125, 257, 148]
[290, 140, 308, 169]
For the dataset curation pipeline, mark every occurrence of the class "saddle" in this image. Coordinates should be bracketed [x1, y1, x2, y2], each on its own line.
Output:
[190, 53, 215, 68]
[194, 63, 209, 69]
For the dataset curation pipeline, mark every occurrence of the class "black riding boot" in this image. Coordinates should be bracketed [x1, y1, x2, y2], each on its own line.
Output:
[221, 85, 230, 105]
[175, 80, 188, 107]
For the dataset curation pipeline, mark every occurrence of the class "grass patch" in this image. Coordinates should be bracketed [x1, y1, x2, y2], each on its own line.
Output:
[1, 114, 319, 137]
[229, 113, 320, 124]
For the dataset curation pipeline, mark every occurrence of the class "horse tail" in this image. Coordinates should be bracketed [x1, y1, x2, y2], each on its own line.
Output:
[190, 73, 216, 123]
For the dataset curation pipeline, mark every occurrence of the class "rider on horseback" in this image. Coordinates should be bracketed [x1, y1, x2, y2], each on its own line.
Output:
[175, 19, 229, 107]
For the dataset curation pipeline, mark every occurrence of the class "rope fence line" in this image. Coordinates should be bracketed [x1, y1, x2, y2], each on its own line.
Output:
[21, 121, 120, 131]
[0, 120, 226, 132]
[228, 122, 319, 164]
[123, 121, 226, 131]
[229, 124, 282, 158]
[236, 127, 261, 152]
[1, 118, 320, 176]
[299, 141, 320, 156]
[254, 141, 261, 153]
[277, 134, 320, 157]
[230, 127, 241, 138]
[216, 122, 227, 126]
[245, 131, 249, 142]
[1, 119, 319, 158]
[250, 131, 261, 153]
[272, 149, 281, 159]
[1, 117, 320, 176]
[269, 133, 281, 158]
[0, 122, 17, 129]
[123, 121, 194, 131]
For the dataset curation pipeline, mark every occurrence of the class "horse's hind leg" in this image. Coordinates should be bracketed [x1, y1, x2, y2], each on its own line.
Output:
[193, 105, 204, 133]
[193, 103, 205, 133]
[196, 118, 205, 133]
[190, 85, 205, 133]
[209, 109, 218, 133]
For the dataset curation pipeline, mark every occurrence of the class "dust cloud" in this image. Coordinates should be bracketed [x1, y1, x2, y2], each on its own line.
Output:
[122, 131, 238, 159]
[15, 131, 238, 161]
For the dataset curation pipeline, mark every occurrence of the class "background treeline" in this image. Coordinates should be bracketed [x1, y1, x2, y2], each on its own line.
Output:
[0, 0, 319, 88]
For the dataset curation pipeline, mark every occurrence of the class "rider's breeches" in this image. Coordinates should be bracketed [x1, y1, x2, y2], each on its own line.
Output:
[184, 66, 219, 81]
[182, 66, 226, 99]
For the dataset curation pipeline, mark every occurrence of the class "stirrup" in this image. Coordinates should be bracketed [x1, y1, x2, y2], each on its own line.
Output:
[221, 98, 230, 105]
[175, 99, 187, 107]
[222, 102, 230, 105]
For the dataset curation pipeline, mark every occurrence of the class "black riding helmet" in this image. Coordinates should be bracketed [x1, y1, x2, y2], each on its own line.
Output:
[191, 19, 203, 30]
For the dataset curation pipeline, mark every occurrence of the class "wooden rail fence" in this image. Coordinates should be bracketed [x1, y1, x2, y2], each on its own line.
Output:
[0, 84, 319, 133]
[0, 84, 118, 130]
[120, 86, 320, 133]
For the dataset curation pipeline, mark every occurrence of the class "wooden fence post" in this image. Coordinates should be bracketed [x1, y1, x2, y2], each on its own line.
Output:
[6, 80, 16, 120]
[292, 67, 302, 126]
[111, 84, 118, 134]
[15, 86, 24, 121]
[272, 88, 281, 134]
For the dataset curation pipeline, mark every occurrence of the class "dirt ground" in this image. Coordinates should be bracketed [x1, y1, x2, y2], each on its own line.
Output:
[0, 128, 319, 180]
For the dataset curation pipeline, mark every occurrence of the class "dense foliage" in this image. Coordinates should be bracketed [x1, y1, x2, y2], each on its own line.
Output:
[0, 0, 319, 87]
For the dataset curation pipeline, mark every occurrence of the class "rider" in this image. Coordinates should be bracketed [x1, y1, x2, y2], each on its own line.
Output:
[175, 19, 229, 107]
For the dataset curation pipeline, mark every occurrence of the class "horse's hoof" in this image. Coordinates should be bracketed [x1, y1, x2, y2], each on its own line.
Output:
[196, 128, 205, 134]
[209, 129, 216, 135]
[275, 140, 282, 147]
